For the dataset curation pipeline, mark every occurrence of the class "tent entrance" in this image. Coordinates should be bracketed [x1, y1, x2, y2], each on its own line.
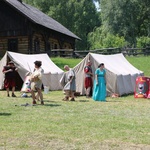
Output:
[15, 72, 23, 90]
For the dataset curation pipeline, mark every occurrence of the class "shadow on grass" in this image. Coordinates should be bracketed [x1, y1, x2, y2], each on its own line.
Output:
[14, 103, 61, 107]
[0, 113, 11, 116]
[44, 100, 57, 103]
[106, 100, 123, 102]
[79, 100, 90, 102]
[44, 104, 61, 107]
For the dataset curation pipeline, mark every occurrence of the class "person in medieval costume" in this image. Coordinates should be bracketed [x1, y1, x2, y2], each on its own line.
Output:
[92, 63, 106, 101]
[30, 61, 44, 105]
[84, 60, 93, 98]
[2, 61, 18, 97]
[63, 65, 76, 101]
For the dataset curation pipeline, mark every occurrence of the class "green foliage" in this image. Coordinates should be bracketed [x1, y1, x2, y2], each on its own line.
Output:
[87, 27, 102, 49]
[22, 0, 150, 50]
[23, 0, 101, 50]
[88, 26, 126, 49]
[137, 36, 150, 48]
[89, 0, 150, 49]
[100, 0, 150, 46]
[102, 34, 126, 48]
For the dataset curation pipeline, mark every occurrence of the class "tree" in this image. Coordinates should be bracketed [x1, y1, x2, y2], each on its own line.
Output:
[23, 0, 101, 50]
[100, 0, 150, 47]
[88, 26, 126, 49]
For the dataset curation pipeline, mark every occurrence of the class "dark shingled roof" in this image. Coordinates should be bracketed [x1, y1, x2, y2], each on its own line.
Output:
[4, 0, 80, 40]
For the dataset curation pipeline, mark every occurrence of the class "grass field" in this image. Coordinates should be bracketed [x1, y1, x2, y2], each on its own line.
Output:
[0, 56, 150, 150]
[126, 56, 150, 76]
[0, 91, 150, 150]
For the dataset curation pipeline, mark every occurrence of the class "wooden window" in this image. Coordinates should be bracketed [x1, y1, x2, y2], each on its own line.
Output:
[34, 38, 40, 53]
[8, 38, 18, 52]
[54, 44, 58, 49]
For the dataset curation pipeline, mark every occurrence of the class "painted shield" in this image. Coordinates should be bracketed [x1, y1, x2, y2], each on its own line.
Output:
[134, 76, 150, 98]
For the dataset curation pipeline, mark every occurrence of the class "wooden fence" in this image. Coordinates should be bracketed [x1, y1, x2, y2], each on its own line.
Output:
[48, 47, 150, 58]
[74, 47, 150, 58]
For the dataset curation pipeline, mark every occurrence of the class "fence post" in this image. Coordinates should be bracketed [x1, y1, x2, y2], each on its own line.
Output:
[146, 46, 150, 55]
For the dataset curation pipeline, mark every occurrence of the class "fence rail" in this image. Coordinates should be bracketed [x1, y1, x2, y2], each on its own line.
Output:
[74, 47, 150, 58]
[47, 47, 150, 58]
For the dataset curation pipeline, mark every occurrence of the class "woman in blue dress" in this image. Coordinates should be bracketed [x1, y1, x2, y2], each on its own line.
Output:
[92, 63, 106, 101]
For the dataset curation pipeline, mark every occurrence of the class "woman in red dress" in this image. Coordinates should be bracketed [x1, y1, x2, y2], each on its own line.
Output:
[2, 61, 18, 97]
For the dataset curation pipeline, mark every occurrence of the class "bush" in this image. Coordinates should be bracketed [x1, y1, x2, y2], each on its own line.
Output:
[137, 36, 150, 48]
[88, 27, 127, 49]
[102, 34, 126, 48]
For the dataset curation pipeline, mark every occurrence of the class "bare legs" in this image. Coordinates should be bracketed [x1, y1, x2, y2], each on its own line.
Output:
[6, 88, 9, 96]
[31, 88, 44, 105]
[63, 90, 75, 101]
[85, 87, 91, 98]
[70, 91, 75, 101]
[6, 87, 16, 97]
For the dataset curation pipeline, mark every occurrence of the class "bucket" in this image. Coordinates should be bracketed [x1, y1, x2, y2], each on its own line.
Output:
[44, 86, 49, 94]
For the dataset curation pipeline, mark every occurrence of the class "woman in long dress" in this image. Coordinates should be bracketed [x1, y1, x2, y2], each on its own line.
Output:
[92, 63, 106, 101]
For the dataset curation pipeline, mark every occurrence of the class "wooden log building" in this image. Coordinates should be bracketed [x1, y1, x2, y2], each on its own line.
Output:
[0, 0, 80, 57]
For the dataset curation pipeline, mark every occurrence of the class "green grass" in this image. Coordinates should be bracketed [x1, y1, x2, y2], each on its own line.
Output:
[0, 91, 150, 150]
[51, 57, 82, 71]
[126, 56, 150, 76]
[0, 56, 150, 149]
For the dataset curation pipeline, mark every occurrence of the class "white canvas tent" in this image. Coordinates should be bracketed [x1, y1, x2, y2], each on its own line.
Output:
[0, 51, 64, 90]
[73, 53, 144, 96]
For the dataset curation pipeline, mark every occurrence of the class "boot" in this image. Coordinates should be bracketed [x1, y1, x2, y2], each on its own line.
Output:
[70, 98, 75, 101]
[62, 96, 69, 101]
[41, 100, 44, 105]
[12, 93, 16, 97]
[32, 100, 37, 104]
